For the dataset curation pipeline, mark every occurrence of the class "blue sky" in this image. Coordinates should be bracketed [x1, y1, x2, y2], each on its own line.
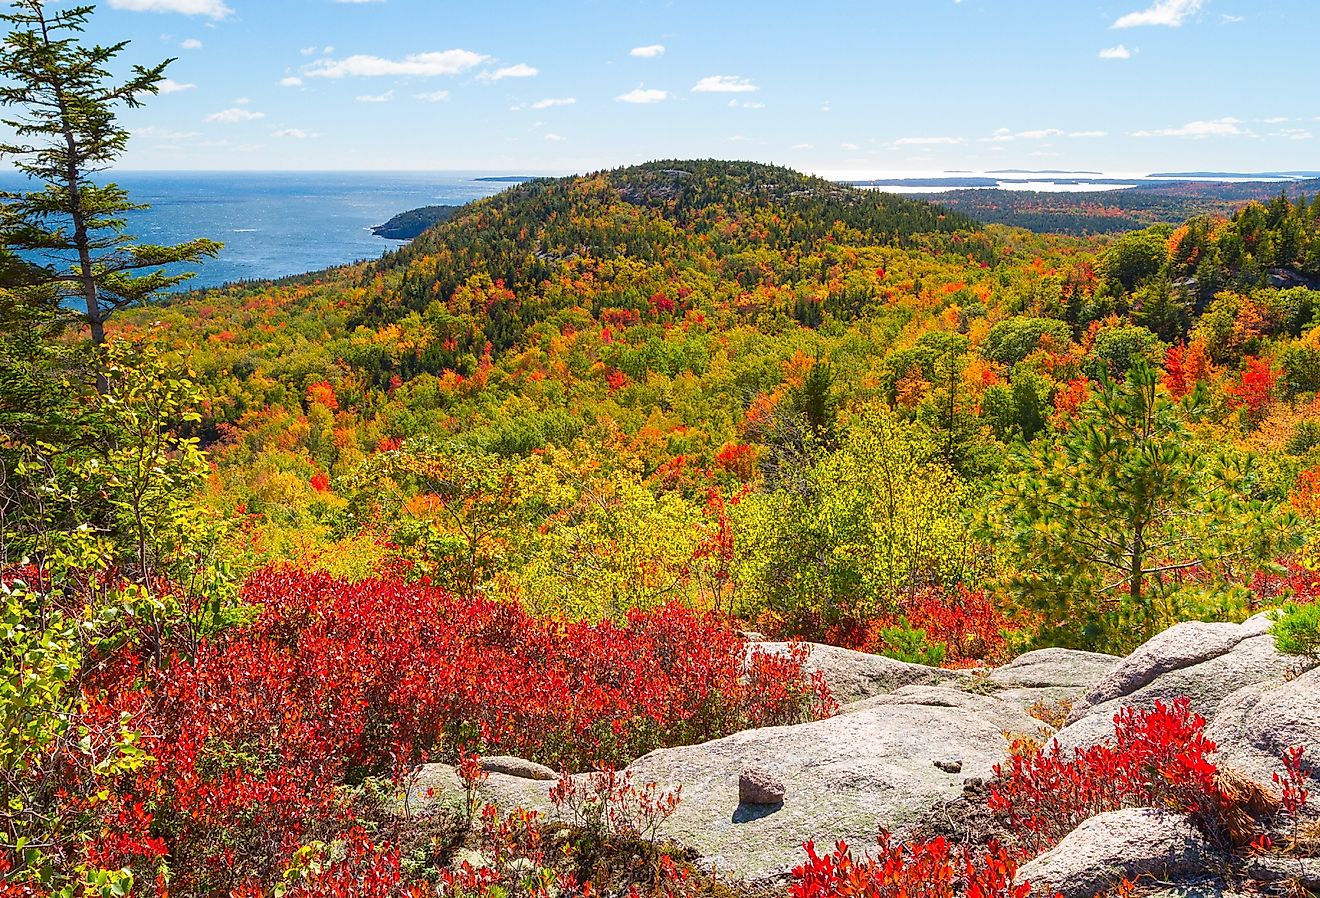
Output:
[39, 0, 1320, 175]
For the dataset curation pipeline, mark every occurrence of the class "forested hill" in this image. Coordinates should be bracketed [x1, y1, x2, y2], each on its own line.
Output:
[357, 160, 978, 340]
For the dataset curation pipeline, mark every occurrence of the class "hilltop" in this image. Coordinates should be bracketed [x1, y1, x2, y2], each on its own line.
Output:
[17, 151, 1320, 898]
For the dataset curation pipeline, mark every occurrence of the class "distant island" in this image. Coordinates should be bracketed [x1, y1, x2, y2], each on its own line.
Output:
[372, 205, 458, 240]
[1148, 170, 1320, 179]
[474, 176, 540, 183]
[987, 169, 1104, 175]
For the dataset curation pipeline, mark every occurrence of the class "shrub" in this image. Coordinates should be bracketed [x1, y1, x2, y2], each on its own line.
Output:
[791, 833, 1030, 898]
[1272, 601, 1320, 663]
[988, 699, 1269, 858]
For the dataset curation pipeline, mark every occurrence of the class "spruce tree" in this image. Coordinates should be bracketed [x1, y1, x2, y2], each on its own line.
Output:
[0, 1, 220, 351]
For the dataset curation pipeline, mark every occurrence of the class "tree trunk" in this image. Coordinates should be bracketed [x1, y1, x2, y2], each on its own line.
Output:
[1130, 521, 1148, 641]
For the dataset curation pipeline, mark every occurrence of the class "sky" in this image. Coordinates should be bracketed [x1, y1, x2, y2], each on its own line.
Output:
[16, 0, 1320, 176]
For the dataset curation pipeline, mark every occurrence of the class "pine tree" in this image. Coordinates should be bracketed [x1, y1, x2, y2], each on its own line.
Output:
[989, 363, 1299, 652]
[0, 1, 220, 353]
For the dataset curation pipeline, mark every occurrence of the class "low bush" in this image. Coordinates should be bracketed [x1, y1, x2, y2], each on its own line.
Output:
[1272, 601, 1320, 663]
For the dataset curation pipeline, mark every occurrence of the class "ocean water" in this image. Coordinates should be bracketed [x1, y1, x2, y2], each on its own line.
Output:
[0, 171, 520, 291]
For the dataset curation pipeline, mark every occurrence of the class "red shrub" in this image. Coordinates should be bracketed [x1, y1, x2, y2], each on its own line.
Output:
[127, 568, 832, 891]
[988, 699, 1226, 857]
[791, 834, 1030, 898]
[888, 586, 1016, 666]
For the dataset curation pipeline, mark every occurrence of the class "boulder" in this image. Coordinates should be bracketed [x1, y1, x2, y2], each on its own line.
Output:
[622, 684, 1047, 883]
[479, 755, 560, 781]
[754, 642, 965, 707]
[988, 647, 1122, 710]
[1243, 854, 1320, 891]
[1054, 618, 1298, 754]
[404, 764, 555, 819]
[739, 766, 785, 805]
[1205, 666, 1320, 788]
[1016, 808, 1215, 898]
[1070, 622, 1257, 720]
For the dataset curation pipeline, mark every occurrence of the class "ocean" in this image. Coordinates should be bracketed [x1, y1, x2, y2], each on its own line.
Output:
[0, 170, 522, 291]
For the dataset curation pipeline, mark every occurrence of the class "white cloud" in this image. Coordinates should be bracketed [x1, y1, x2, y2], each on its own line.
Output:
[616, 87, 668, 104]
[355, 90, 394, 102]
[692, 75, 758, 93]
[205, 107, 266, 123]
[273, 128, 317, 138]
[728, 99, 764, 109]
[1271, 128, 1314, 141]
[894, 135, 965, 146]
[1099, 44, 1134, 59]
[530, 97, 575, 109]
[108, 0, 231, 17]
[306, 49, 488, 78]
[279, 76, 303, 87]
[335, 0, 384, 3]
[1131, 117, 1246, 138]
[1220, 13, 1245, 23]
[136, 125, 201, 140]
[415, 90, 450, 102]
[981, 127, 1107, 142]
[1262, 116, 1290, 124]
[841, 142, 860, 150]
[1113, 0, 1204, 28]
[478, 63, 538, 81]
[180, 38, 202, 49]
[791, 143, 814, 150]
[158, 78, 196, 93]
[544, 132, 565, 141]
[726, 135, 751, 142]
[630, 44, 665, 58]
[300, 46, 320, 56]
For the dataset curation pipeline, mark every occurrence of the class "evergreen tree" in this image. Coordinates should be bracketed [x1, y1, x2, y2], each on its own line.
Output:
[0, 1, 220, 352]
[989, 363, 1299, 652]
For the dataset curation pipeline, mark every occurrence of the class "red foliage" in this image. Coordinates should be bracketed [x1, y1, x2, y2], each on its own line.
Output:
[772, 586, 1016, 668]
[309, 470, 330, 492]
[887, 586, 1016, 666]
[1161, 341, 1213, 400]
[988, 699, 1228, 857]
[605, 367, 629, 394]
[1226, 356, 1279, 421]
[121, 569, 831, 890]
[1049, 378, 1091, 431]
[305, 379, 339, 411]
[714, 442, 757, 481]
[791, 834, 1030, 898]
[1249, 557, 1320, 609]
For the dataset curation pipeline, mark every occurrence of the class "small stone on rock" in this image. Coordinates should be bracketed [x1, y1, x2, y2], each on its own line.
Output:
[739, 766, 785, 805]
[934, 759, 963, 774]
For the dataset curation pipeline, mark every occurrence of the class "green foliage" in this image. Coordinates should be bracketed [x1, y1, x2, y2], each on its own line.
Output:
[989, 363, 1300, 652]
[0, 0, 219, 345]
[1279, 340, 1320, 397]
[1089, 324, 1165, 378]
[735, 406, 976, 630]
[1098, 226, 1171, 293]
[869, 623, 947, 667]
[982, 316, 1073, 368]
[0, 577, 155, 890]
[1271, 601, 1320, 663]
